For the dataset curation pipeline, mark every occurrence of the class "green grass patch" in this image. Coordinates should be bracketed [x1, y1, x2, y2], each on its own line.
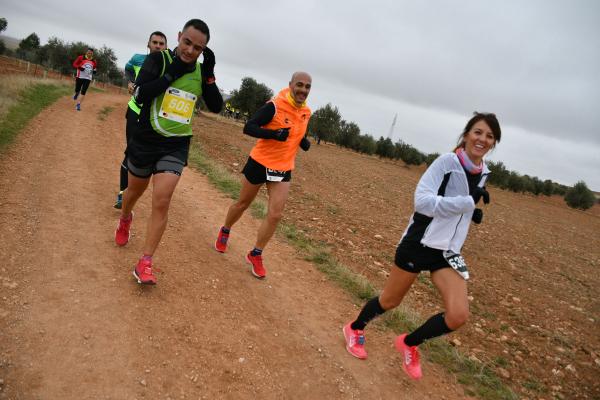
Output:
[0, 82, 71, 152]
[188, 144, 518, 400]
[97, 106, 114, 121]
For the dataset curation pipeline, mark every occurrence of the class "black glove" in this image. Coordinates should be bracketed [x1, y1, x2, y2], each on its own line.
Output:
[471, 187, 490, 205]
[201, 47, 215, 81]
[472, 208, 483, 224]
[272, 128, 289, 142]
[300, 137, 311, 151]
[78, 67, 85, 71]
[164, 56, 188, 83]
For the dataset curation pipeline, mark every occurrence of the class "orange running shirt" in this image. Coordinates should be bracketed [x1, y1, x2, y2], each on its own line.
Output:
[249, 87, 311, 171]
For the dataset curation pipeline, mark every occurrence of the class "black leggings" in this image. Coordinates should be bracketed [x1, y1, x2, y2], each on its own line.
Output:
[74, 78, 91, 95]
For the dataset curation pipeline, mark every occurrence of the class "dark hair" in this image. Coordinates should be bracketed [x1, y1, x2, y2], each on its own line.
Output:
[182, 19, 210, 43]
[86, 48, 94, 52]
[148, 31, 167, 43]
[454, 112, 501, 150]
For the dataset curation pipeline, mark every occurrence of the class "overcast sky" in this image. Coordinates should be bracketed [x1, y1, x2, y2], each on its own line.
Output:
[3, 0, 599, 190]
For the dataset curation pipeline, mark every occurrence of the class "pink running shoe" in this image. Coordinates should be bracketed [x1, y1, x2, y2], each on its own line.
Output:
[115, 212, 133, 246]
[214, 227, 229, 253]
[395, 333, 423, 380]
[133, 257, 157, 285]
[245, 252, 266, 279]
[343, 322, 368, 359]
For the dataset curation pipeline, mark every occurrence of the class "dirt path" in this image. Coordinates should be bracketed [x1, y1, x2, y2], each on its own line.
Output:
[0, 94, 472, 399]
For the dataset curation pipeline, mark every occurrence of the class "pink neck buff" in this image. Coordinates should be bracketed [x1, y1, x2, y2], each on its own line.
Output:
[455, 147, 483, 175]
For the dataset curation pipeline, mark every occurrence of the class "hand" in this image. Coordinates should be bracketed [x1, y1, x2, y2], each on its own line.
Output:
[127, 82, 135, 95]
[201, 47, 215, 81]
[471, 187, 490, 205]
[273, 128, 289, 142]
[300, 137, 311, 151]
[164, 56, 187, 83]
[472, 208, 483, 224]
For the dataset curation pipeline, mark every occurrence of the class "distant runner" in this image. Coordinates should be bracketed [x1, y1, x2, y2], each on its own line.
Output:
[342, 112, 501, 380]
[214, 72, 312, 279]
[72, 48, 97, 111]
[114, 19, 223, 285]
[114, 31, 167, 209]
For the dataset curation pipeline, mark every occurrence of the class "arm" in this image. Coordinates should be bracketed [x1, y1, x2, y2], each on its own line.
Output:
[201, 81, 223, 113]
[124, 56, 136, 82]
[72, 56, 83, 68]
[133, 52, 171, 104]
[243, 103, 281, 139]
[414, 155, 475, 218]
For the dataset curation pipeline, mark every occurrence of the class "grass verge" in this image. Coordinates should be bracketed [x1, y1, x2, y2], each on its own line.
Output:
[98, 106, 115, 121]
[188, 140, 517, 400]
[0, 80, 71, 151]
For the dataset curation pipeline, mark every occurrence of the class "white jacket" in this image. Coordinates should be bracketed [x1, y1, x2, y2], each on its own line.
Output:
[401, 152, 489, 253]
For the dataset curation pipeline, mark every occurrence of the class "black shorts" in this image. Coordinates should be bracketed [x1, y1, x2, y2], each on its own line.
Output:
[394, 240, 450, 273]
[242, 156, 292, 185]
[75, 78, 91, 95]
[126, 128, 190, 178]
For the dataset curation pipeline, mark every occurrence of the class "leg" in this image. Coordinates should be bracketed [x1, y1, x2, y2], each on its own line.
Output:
[402, 268, 468, 347]
[121, 172, 150, 217]
[351, 267, 418, 330]
[223, 176, 262, 228]
[254, 181, 290, 249]
[142, 172, 180, 256]
[431, 268, 469, 329]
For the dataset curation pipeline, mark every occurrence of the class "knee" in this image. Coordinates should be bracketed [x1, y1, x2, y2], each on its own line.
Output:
[445, 308, 469, 330]
[234, 199, 252, 211]
[378, 294, 402, 310]
[266, 209, 283, 223]
[153, 195, 172, 213]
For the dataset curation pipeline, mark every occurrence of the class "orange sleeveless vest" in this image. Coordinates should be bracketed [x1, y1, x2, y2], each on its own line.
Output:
[249, 87, 311, 171]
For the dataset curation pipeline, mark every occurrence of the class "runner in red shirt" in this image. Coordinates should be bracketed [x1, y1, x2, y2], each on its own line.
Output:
[72, 48, 97, 111]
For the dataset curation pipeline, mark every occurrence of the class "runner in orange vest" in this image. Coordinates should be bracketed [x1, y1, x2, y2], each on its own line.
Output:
[214, 72, 312, 279]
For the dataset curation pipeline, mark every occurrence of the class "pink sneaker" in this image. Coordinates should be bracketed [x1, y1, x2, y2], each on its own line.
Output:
[395, 333, 422, 380]
[343, 322, 367, 359]
[214, 227, 229, 253]
[245, 252, 266, 279]
[133, 257, 157, 285]
[115, 212, 133, 246]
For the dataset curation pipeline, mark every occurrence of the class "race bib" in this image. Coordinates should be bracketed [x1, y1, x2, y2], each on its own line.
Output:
[159, 87, 196, 124]
[443, 250, 469, 280]
[266, 168, 286, 182]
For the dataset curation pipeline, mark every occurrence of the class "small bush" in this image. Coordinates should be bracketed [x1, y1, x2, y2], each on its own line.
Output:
[564, 181, 596, 210]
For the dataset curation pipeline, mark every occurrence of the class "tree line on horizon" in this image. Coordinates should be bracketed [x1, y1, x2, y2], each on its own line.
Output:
[0, 17, 122, 86]
[226, 75, 596, 210]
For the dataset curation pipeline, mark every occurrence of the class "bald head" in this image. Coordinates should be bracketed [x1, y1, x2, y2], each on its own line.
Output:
[289, 71, 312, 106]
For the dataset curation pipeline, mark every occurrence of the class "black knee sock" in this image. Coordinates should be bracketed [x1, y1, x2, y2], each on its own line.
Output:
[404, 312, 453, 347]
[120, 157, 128, 191]
[351, 296, 386, 330]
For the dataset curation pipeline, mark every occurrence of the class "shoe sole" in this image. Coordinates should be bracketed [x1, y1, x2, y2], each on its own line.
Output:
[342, 327, 367, 360]
[214, 241, 226, 253]
[394, 336, 422, 380]
[132, 270, 156, 285]
[245, 254, 266, 279]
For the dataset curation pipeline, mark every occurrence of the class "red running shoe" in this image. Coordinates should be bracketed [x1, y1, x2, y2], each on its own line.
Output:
[115, 212, 133, 246]
[133, 257, 156, 285]
[245, 252, 266, 279]
[395, 333, 423, 380]
[214, 227, 229, 253]
[342, 322, 368, 359]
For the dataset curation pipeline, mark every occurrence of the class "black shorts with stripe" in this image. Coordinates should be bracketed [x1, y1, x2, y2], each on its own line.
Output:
[241, 156, 292, 185]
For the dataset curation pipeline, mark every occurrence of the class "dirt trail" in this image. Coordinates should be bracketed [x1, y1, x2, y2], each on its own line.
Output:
[0, 94, 472, 399]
